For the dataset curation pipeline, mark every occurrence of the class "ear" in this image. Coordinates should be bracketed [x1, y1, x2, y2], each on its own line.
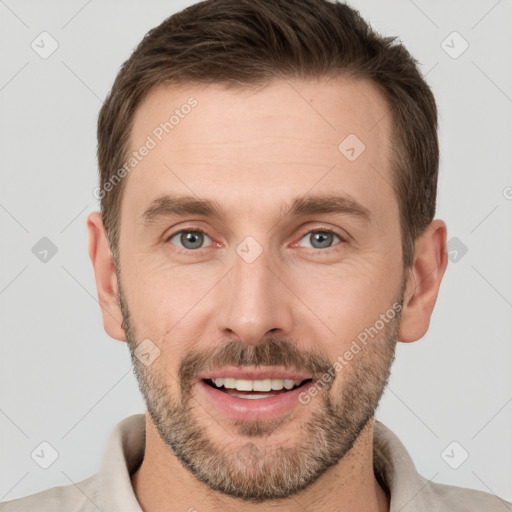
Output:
[398, 219, 448, 343]
[87, 211, 126, 342]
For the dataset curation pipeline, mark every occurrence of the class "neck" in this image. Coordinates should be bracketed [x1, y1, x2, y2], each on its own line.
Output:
[131, 412, 390, 512]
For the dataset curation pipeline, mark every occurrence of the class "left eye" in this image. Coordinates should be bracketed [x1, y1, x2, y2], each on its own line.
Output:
[168, 230, 212, 250]
[298, 230, 341, 250]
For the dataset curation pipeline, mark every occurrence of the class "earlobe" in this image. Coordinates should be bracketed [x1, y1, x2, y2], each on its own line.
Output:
[87, 211, 126, 342]
[398, 219, 448, 343]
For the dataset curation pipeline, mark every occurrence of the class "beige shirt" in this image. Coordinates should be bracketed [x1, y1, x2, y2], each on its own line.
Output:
[1, 414, 509, 511]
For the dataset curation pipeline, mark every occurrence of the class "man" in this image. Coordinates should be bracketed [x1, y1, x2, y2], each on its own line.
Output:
[1, 0, 509, 511]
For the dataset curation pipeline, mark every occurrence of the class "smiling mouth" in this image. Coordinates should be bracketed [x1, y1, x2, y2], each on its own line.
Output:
[203, 378, 312, 399]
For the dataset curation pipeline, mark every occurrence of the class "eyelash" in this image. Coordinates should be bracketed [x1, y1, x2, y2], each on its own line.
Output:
[165, 226, 346, 254]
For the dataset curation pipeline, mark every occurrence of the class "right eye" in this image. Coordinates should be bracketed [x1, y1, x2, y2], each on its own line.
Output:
[166, 229, 213, 251]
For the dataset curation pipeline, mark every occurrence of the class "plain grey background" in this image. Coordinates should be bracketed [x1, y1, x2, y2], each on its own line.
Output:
[1, 0, 511, 504]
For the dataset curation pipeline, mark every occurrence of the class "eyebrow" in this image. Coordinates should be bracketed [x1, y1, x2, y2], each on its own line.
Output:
[139, 193, 371, 226]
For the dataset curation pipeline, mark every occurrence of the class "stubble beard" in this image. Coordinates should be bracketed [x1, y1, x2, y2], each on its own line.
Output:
[118, 281, 402, 502]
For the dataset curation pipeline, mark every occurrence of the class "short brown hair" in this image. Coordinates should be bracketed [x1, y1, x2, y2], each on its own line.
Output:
[97, 0, 438, 269]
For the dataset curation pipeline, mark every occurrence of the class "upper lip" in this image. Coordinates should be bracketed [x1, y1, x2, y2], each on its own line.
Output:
[197, 366, 313, 382]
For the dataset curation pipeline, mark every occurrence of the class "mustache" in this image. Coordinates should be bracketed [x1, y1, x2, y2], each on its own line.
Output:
[179, 337, 333, 388]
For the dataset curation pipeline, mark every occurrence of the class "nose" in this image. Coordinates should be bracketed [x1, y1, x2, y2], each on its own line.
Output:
[215, 244, 294, 345]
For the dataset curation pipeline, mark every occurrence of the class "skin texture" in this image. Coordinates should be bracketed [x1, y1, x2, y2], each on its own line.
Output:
[88, 77, 448, 512]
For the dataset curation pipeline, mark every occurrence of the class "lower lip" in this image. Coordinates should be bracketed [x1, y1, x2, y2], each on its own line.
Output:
[197, 380, 310, 422]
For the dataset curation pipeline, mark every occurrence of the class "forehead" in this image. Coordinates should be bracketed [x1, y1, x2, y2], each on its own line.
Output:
[122, 78, 396, 225]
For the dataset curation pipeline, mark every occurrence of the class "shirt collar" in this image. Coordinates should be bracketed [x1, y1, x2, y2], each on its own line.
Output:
[98, 414, 431, 511]
[373, 419, 431, 511]
[99, 414, 145, 511]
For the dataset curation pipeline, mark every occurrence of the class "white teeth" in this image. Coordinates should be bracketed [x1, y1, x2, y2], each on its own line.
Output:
[223, 377, 236, 389]
[235, 379, 253, 391]
[252, 379, 272, 392]
[231, 393, 275, 399]
[271, 379, 284, 390]
[283, 379, 295, 390]
[211, 378, 304, 392]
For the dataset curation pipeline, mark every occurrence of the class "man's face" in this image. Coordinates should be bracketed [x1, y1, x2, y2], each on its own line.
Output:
[117, 78, 406, 500]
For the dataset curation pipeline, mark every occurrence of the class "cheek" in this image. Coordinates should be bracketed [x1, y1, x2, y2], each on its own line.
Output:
[289, 257, 400, 354]
[123, 253, 217, 353]
[125, 247, 207, 304]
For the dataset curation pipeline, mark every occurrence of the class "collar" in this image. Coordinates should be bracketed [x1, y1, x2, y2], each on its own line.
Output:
[98, 414, 431, 511]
